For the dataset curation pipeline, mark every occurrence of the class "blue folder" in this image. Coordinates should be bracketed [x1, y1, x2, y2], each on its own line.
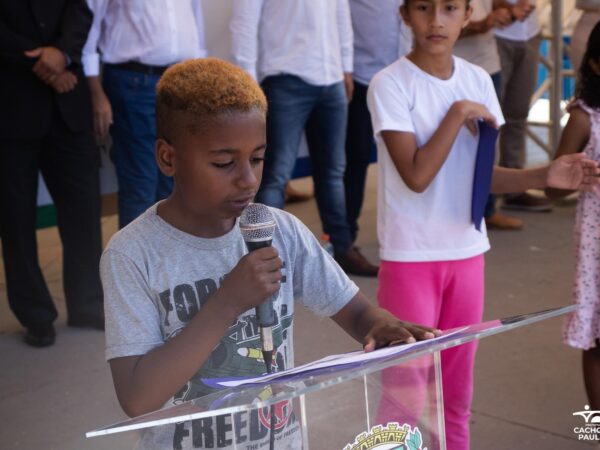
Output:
[472, 121, 499, 231]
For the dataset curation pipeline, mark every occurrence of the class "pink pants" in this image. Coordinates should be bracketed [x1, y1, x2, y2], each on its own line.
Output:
[377, 255, 485, 450]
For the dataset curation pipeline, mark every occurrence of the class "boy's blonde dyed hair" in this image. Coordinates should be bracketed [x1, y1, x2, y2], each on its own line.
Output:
[156, 58, 267, 141]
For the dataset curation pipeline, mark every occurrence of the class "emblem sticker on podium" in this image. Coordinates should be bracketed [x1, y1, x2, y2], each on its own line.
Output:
[344, 422, 425, 450]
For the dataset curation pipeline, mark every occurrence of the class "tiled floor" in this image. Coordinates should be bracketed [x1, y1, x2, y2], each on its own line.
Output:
[0, 168, 598, 449]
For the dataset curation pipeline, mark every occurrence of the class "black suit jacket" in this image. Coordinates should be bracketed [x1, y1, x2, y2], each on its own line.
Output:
[0, 0, 93, 139]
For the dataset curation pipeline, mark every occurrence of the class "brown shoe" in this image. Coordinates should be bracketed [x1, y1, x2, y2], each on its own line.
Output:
[502, 193, 552, 212]
[284, 184, 313, 204]
[485, 213, 523, 230]
[335, 246, 379, 277]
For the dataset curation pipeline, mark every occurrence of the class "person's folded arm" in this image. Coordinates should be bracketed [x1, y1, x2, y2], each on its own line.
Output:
[382, 100, 497, 193]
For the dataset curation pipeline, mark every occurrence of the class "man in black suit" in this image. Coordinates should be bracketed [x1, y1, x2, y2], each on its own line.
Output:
[0, 0, 104, 347]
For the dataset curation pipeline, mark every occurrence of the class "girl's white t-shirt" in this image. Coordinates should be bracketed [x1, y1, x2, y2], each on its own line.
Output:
[367, 56, 505, 262]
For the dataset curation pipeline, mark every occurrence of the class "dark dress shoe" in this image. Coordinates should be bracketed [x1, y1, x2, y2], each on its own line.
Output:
[24, 324, 55, 347]
[67, 312, 105, 330]
[335, 246, 379, 277]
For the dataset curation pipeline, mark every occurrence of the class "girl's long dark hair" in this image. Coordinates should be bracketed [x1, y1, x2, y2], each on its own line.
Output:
[576, 21, 600, 109]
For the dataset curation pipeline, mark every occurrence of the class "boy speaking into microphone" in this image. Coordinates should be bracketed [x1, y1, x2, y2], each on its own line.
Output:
[100, 58, 440, 450]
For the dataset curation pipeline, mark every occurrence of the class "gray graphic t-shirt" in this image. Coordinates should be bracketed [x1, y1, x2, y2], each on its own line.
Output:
[100, 204, 358, 449]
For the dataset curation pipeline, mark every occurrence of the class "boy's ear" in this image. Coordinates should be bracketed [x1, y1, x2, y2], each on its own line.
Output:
[156, 138, 176, 177]
[462, 4, 473, 28]
[399, 5, 411, 26]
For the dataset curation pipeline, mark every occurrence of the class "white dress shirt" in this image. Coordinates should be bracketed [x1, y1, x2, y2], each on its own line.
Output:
[82, 0, 207, 77]
[230, 0, 353, 86]
[349, 0, 412, 85]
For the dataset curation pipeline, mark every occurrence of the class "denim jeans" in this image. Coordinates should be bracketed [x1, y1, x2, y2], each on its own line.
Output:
[103, 65, 173, 228]
[257, 75, 352, 253]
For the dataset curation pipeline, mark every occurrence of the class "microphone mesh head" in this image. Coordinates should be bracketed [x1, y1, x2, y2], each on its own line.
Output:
[239, 203, 276, 242]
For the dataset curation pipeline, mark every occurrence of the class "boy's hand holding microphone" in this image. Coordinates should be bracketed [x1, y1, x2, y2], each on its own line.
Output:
[218, 246, 282, 317]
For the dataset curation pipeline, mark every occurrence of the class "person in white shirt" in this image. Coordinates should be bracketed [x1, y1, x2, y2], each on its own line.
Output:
[82, 0, 207, 228]
[344, 0, 412, 252]
[230, 0, 378, 278]
[495, 0, 553, 211]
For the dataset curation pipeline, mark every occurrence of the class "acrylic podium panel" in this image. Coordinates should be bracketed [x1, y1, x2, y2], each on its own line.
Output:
[86, 305, 576, 449]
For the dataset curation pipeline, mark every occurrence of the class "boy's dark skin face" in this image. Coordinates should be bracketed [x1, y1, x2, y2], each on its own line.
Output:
[155, 109, 267, 238]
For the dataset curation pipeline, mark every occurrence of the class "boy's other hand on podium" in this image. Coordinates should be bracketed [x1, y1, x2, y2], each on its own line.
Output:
[362, 314, 442, 352]
[331, 293, 441, 353]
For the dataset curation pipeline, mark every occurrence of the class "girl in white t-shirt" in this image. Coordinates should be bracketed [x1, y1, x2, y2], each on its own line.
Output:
[366, 1, 600, 449]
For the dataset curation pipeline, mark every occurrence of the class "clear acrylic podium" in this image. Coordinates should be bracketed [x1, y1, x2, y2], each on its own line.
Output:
[86, 305, 575, 449]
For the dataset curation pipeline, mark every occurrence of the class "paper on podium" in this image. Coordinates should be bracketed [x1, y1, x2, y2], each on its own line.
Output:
[203, 328, 467, 389]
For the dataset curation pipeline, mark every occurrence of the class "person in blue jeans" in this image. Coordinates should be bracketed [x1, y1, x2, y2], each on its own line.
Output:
[82, 0, 207, 228]
[231, 0, 378, 277]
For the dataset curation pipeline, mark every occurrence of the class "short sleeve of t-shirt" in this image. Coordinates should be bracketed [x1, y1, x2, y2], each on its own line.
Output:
[101, 248, 165, 360]
[277, 212, 359, 317]
[367, 62, 415, 136]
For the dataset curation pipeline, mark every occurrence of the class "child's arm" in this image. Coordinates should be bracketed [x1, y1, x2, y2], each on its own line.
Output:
[109, 247, 282, 417]
[491, 151, 599, 195]
[331, 293, 441, 352]
[382, 100, 498, 193]
[546, 107, 592, 199]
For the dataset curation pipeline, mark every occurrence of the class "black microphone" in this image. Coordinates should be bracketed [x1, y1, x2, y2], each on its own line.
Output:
[239, 203, 278, 369]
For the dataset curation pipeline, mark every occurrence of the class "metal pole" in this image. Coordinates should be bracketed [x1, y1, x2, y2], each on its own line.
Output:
[550, 0, 563, 154]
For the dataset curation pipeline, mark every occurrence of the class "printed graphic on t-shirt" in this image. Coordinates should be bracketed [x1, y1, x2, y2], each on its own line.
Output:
[154, 267, 299, 449]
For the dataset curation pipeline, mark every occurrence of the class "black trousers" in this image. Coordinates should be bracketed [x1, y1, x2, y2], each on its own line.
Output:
[0, 117, 103, 328]
[344, 81, 376, 243]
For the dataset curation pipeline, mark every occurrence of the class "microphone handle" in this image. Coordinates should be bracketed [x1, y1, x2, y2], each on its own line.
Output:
[244, 239, 277, 328]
